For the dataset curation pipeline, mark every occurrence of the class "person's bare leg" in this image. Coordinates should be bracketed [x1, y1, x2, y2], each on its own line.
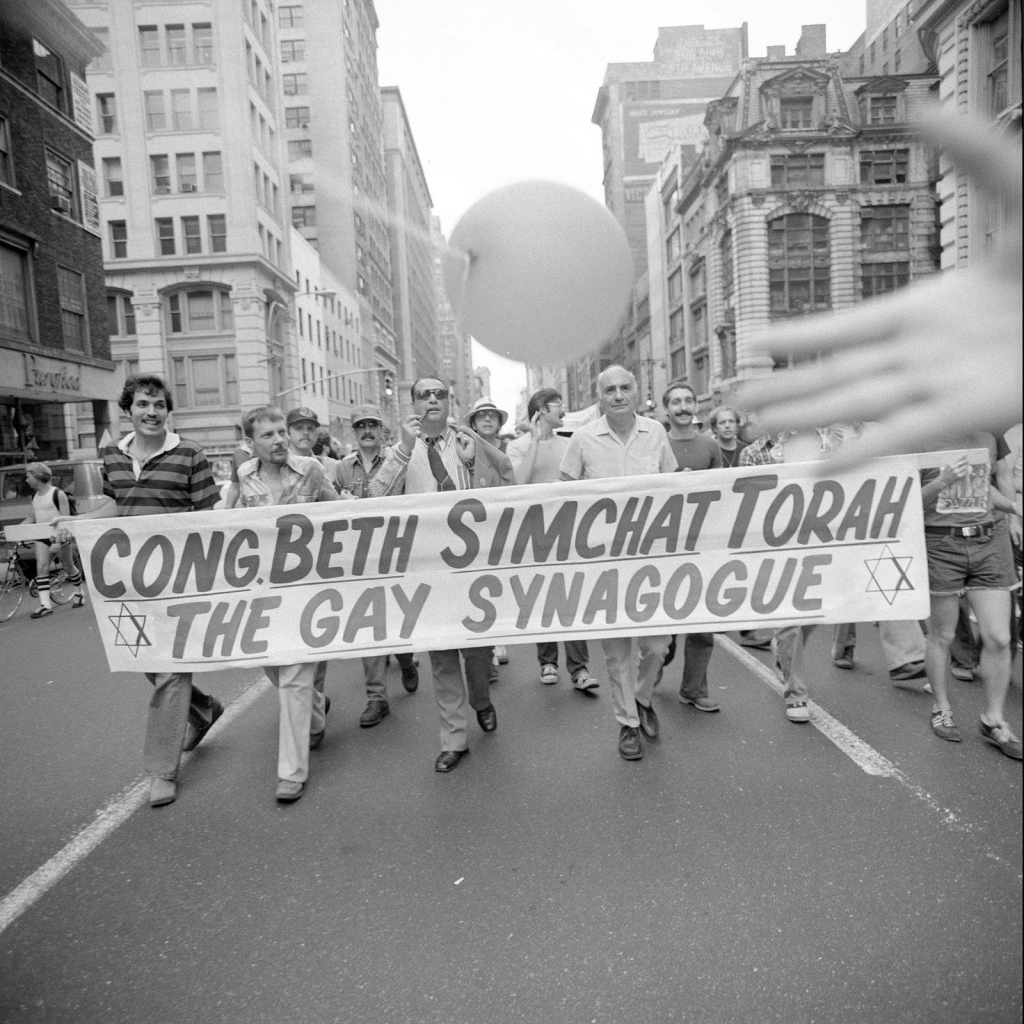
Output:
[925, 594, 959, 713]
[967, 589, 1012, 724]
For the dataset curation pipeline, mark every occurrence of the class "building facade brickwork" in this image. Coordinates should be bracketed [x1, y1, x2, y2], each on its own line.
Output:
[1, 0, 116, 461]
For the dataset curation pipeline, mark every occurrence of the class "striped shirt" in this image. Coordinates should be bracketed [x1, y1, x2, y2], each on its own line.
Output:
[369, 427, 473, 496]
[101, 431, 220, 516]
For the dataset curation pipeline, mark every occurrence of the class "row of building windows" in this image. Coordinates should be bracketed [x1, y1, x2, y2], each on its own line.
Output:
[142, 88, 219, 133]
[665, 212, 916, 327]
[285, 105, 310, 128]
[171, 353, 239, 409]
[1, 240, 91, 354]
[137, 24, 214, 68]
[249, 103, 278, 157]
[244, 0, 273, 52]
[768, 149, 910, 188]
[244, 42, 274, 104]
[111, 215, 229, 258]
[254, 164, 280, 215]
[151, 151, 222, 194]
[667, 205, 913, 304]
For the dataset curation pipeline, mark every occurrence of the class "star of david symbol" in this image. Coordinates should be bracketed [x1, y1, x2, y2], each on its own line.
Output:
[108, 603, 152, 657]
[864, 545, 915, 606]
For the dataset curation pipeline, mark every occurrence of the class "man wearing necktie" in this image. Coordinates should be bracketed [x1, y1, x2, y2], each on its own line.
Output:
[370, 376, 513, 772]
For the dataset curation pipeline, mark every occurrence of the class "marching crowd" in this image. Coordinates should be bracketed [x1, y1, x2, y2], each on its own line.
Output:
[4, 362, 1020, 809]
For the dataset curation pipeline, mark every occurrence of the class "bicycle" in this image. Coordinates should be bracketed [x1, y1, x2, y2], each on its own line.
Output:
[0, 541, 80, 621]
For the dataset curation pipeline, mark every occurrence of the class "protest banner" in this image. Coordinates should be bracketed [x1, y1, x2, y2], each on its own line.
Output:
[69, 456, 936, 674]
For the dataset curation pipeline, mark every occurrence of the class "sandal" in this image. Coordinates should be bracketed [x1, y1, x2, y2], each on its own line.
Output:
[71, 594, 85, 608]
[30, 606, 54, 619]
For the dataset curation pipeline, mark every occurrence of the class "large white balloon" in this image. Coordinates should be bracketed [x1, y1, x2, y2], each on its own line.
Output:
[443, 181, 635, 365]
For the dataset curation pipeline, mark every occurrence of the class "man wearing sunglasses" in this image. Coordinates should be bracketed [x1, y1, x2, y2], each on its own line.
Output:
[337, 404, 421, 727]
[370, 377, 514, 772]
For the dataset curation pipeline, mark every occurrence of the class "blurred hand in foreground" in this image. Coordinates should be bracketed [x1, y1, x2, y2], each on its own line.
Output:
[741, 114, 1022, 469]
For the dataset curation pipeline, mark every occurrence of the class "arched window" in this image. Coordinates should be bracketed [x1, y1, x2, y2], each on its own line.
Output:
[164, 287, 233, 335]
[768, 213, 830, 316]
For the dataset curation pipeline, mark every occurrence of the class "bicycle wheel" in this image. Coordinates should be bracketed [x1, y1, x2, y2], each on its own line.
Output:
[0, 566, 25, 621]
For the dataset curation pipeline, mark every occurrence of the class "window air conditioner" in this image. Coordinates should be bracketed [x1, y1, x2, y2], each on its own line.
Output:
[51, 195, 71, 213]
[155, 185, 172, 194]
[180, 183, 197, 192]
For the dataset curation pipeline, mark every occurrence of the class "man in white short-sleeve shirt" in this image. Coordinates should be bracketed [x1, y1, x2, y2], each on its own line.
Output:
[560, 366, 677, 761]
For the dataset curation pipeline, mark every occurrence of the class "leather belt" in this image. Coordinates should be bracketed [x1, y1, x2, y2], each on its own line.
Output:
[924, 523, 994, 538]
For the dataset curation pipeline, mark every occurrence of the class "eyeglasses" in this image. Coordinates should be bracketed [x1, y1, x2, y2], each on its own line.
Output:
[413, 388, 448, 401]
[352, 421, 380, 430]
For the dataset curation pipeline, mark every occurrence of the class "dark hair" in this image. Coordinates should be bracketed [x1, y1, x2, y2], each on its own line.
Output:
[662, 380, 696, 407]
[119, 374, 173, 414]
[242, 405, 285, 439]
[410, 375, 446, 399]
[708, 405, 738, 431]
[527, 388, 562, 420]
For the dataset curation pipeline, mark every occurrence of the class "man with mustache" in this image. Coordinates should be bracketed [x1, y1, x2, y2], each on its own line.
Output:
[236, 405, 349, 801]
[337, 405, 421, 726]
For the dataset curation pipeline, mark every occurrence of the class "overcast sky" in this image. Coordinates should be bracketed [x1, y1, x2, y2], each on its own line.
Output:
[374, 1, 869, 418]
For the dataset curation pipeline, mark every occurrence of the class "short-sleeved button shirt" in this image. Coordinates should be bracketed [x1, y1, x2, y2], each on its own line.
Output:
[236, 452, 338, 507]
[560, 414, 677, 479]
[101, 431, 220, 515]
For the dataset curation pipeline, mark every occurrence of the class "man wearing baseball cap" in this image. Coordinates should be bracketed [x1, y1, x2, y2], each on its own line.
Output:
[286, 407, 340, 484]
[337, 404, 421, 724]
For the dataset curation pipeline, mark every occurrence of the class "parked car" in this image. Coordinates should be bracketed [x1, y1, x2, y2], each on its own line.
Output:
[0, 459, 106, 532]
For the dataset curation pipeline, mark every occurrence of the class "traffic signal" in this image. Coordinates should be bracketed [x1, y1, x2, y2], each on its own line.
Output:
[383, 372, 394, 397]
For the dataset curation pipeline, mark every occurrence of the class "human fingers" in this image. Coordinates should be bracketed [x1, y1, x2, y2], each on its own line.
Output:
[817, 402, 959, 474]
[754, 371, 922, 439]
[745, 287, 912, 363]
[741, 338, 907, 429]
[919, 112, 1022, 211]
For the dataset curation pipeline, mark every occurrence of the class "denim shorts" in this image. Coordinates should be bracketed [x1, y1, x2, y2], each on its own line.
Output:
[925, 523, 1017, 596]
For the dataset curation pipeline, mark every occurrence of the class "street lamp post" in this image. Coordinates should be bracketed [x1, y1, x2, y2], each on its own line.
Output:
[275, 365, 392, 401]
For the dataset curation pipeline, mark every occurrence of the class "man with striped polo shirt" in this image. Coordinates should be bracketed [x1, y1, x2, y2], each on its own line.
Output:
[57, 374, 223, 806]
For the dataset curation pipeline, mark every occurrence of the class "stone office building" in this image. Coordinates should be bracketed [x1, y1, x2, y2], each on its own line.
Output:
[1, 0, 116, 463]
[646, 25, 941, 403]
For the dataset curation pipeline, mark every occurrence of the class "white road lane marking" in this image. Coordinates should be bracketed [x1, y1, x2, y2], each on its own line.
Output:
[0, 676, 271, 937]
[718, 635, 1019, 863]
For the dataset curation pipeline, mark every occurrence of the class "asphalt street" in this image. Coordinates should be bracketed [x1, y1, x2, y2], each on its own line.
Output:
[0, 595, 1021, 1024]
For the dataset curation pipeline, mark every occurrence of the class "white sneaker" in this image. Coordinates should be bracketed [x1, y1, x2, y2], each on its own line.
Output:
[572, 668, 599, 692]
[494, 645, 509, 665]
[786, 702, 810, 723]
[539, 664, 558, 685]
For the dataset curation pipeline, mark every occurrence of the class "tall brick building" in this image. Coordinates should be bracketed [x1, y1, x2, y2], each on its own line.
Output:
[592, 24, 748, 278]
[1, 0, 116, 461]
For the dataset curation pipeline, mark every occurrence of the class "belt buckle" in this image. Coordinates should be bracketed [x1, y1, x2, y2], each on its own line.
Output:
[962, 526, 981, 538]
